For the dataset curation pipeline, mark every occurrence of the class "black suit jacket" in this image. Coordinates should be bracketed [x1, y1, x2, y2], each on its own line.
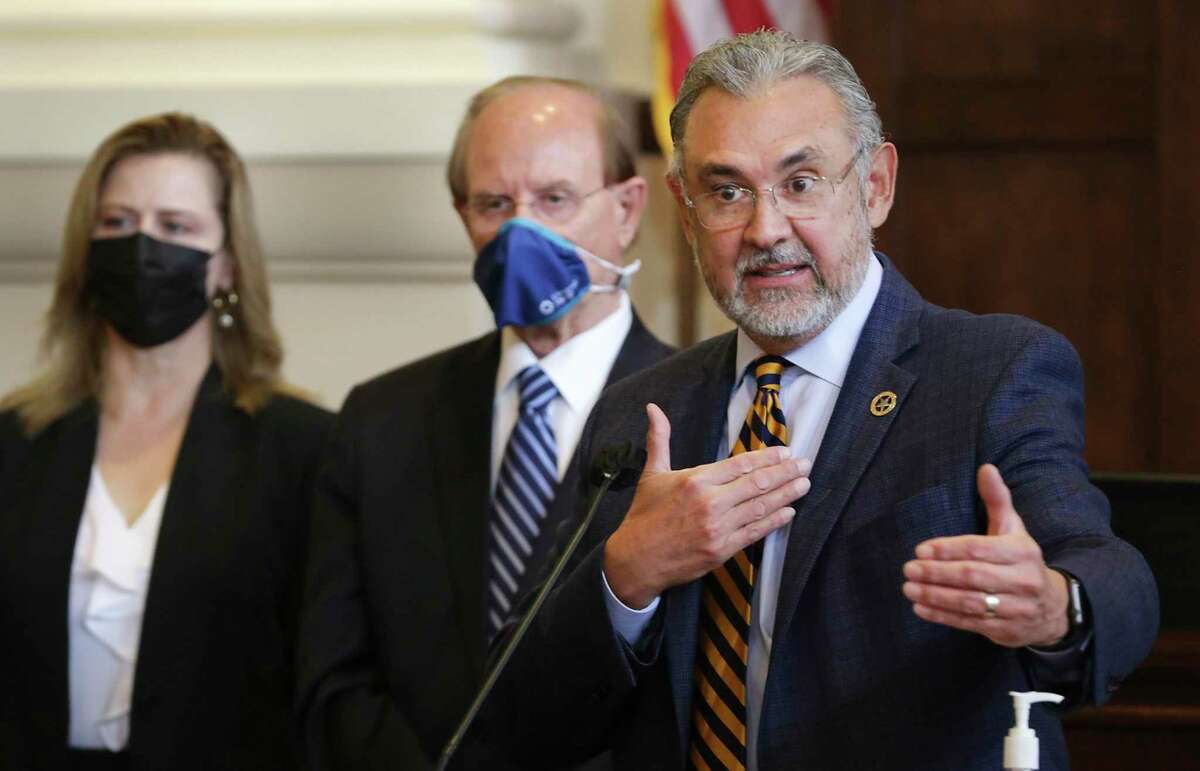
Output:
[486, 258, 1158, 770]
[0, 368, 333, 771]
[297, 315, 673, 771]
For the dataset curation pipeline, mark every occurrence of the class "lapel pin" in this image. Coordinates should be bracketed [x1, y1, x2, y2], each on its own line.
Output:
[870, 391, 897, 416]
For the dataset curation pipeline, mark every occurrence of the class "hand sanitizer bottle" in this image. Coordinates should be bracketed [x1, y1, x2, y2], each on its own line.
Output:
[1004, 691, 1065, 770]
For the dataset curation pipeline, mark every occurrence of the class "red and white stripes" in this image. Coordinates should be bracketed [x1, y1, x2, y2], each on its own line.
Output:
[653, 0, 832, 155]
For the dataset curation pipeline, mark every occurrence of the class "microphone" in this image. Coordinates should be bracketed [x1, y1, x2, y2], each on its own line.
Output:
[435, 442, 646, 771]
[588, 440, 646, 490]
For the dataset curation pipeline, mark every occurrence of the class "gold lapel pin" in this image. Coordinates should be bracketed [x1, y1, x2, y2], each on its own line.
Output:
[870, 391, 897, 416]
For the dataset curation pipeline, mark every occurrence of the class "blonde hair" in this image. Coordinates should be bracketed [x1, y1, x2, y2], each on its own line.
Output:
[3, 112, 286, 434]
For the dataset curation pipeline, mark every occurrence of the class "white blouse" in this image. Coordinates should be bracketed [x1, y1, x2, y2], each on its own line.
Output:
[67, 466, 168, 750]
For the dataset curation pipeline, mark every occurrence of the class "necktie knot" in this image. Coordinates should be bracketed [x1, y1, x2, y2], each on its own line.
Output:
[516, 365, 557, 416]
[752, 354, 790, 393]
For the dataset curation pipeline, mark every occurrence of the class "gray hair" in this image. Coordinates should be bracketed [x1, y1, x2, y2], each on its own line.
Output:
[668, 30, 882, 183]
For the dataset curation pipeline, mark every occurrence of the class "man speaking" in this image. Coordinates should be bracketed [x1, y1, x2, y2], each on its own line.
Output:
[487, 31, 1158, 771]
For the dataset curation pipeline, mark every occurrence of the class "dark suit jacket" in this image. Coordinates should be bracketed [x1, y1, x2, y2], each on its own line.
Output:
[0, 368, 333, 771]
[487, 257, 1159, 770]
[297, 315, 673, 770]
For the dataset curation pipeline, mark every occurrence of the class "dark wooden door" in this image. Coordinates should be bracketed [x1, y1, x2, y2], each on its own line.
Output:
[834, 0, 1200, 475]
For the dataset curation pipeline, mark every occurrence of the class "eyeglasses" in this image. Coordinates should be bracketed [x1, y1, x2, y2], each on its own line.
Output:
[466, 185, 610, 225]
[683, 148, 865, 231]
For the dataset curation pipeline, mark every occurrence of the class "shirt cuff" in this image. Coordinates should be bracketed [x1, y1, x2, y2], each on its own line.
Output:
[601, 570, 661, 644]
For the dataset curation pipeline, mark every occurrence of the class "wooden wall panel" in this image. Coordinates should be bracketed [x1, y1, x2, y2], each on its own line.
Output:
[881, 150, 1158, 471]
[898, 1, 1153, 146]
[902, 0, 1153, 80]
[832, 0, 1195, 474]
[1063, 630, 1200, 770]
[1156, 0, 1200, 473]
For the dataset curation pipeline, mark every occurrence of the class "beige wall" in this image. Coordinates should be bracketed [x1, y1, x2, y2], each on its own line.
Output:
[0, 0, 732, 409]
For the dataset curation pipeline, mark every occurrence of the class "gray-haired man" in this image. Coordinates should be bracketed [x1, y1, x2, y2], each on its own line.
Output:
[484, 31, 1157, 771]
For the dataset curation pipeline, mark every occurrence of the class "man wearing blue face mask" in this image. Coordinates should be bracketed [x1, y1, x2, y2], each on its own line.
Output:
[298, 76, 675, 771]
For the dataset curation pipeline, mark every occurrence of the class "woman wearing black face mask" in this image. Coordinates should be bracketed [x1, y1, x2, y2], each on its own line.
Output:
[0, 113, 333, 771]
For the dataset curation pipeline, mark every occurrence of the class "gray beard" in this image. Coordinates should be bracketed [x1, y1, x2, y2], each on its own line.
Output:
[698, 219, 871, 344]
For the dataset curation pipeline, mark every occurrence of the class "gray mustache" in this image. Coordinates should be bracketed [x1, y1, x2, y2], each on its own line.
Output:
[735, 247, 817, 278]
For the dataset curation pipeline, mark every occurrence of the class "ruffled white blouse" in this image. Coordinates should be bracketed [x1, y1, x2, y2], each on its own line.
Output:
[67, 466, 168, 750]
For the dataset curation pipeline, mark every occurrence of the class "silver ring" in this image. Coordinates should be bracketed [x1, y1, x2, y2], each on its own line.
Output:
[983, 593, 1000, 619]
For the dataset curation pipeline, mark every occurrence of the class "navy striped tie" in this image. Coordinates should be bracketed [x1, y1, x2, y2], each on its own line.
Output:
[487, 365, 559, 640]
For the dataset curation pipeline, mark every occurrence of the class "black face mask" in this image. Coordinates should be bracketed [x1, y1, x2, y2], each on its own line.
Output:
[86, 232, 214, 348]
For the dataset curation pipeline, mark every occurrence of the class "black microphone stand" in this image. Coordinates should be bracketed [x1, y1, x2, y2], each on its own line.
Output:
[436, 444, 640, 771]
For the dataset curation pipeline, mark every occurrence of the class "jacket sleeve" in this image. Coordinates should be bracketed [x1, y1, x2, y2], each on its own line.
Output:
[295, 390, 433, 771]
[980, 324, 1159, 706]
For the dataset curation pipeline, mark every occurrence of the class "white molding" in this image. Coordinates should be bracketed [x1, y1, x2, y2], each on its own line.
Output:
[0, 1, 581, 40]
[270, 258, 472, 284]
[0, 1, 597, 92]
[0, 84, 481, 160]
[0, 256, 474, 285]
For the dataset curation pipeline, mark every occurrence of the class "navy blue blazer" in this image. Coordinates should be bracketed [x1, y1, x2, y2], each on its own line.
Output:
[486, 256, 1159, 771]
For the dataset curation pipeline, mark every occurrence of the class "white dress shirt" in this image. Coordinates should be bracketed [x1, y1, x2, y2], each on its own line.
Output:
[605, 254, 883, 770]
[68, 466, 169, 750]
[491, 292, 633, 488]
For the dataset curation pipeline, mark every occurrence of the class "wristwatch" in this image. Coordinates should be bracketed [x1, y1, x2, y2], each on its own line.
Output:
[1052, 568, 1088, 647]
[1063, 571, 1086, 635]
[1029, 569, 1089, 652]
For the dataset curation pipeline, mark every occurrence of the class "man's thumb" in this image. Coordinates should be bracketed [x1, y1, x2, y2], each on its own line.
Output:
[643, 403, 672, 474]
[978, 463, 1023, 536]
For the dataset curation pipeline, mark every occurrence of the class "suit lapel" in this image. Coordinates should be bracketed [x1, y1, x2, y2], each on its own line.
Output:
[20, 403, 98, 751]
[603, 312, 670, 386]
[432, 333, 501, 678]
[663, 333, 738, 750]
[769, 258, 923, 668]
[133, 367, 250, 716]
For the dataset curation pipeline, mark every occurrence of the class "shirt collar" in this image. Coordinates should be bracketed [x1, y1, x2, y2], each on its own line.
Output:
[734, 252, 883, 387]
[496, 292, 633, 412]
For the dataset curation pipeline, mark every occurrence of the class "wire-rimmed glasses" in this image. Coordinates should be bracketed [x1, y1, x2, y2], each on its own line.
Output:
[684, 148, 865, 230]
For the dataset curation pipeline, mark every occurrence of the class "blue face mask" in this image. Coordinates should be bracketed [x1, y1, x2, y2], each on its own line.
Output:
[473, 217, 641, 328]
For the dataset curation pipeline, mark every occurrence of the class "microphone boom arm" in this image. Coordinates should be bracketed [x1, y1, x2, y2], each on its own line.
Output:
[435, 463, 624, 770]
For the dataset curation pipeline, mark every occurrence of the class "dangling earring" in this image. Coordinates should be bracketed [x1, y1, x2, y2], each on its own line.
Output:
[212, 289, 240, 329]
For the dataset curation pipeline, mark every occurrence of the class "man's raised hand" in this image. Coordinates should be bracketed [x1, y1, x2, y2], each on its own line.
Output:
[902, 464, 1070, 648]
[604, 403, 811, 609]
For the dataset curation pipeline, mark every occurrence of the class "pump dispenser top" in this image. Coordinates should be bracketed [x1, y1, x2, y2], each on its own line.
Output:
[1004, 691, 1064, 770]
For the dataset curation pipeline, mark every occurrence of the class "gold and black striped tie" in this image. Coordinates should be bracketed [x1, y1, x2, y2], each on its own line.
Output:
[687, 355, 790, 771]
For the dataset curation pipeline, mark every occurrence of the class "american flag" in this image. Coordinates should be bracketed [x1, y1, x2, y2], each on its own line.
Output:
[652, 0, 832, 155]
